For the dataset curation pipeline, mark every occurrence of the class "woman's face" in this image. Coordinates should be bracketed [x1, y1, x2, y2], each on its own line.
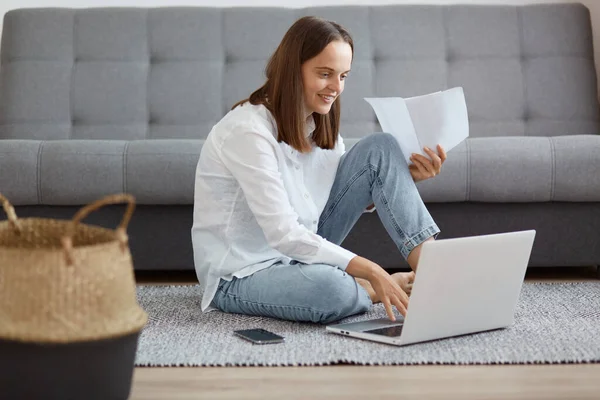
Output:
[301, 40, 352, 117]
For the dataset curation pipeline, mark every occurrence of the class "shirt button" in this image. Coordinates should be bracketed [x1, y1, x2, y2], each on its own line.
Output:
[304, 193, 309, 199]
[295, 165, 300, 170]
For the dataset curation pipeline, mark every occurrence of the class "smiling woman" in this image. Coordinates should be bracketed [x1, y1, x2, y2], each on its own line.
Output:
[192, 16, 444, 325]
[231, 16, 353, 153]
[302, 41, 352, 117]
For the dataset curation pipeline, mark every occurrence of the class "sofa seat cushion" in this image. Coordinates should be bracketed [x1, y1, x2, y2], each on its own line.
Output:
[414, 134, 600, 202]
[1, 135, 599, 205]
[0, 139, 201, 205]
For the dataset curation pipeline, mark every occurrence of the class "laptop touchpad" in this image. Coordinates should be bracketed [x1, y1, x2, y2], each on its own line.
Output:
[364, 324, 404, 337]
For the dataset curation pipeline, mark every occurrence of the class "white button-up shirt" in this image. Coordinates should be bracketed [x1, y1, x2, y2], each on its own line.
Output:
[192, 103, 357, 312]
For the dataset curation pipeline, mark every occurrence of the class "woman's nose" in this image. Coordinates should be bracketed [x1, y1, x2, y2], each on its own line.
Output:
[329, 78, 342, 93]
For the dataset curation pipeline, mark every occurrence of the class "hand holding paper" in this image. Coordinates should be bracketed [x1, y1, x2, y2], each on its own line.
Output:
[365, 87, 470, 166]
[408, 144, 447, 182]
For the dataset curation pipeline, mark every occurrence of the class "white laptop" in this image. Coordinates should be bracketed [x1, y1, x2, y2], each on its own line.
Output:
[327, 230, 536, 346]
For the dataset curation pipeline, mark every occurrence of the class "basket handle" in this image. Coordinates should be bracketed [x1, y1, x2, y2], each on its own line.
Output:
[62, 193, 136, 266]
[0, 192, 21, 233]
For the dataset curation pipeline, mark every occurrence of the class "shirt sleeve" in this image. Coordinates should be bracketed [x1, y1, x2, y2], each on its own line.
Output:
[219, 130, 356, 270]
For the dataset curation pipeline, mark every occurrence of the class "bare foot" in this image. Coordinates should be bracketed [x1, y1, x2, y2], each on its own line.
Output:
[356, 277, 378, 303]
[391, 271, 415, 296]
[355, 271, 415, 303]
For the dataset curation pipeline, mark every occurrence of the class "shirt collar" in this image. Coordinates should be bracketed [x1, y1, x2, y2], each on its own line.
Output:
[305, 114, 316, 138]
[262, 104, 315, 139]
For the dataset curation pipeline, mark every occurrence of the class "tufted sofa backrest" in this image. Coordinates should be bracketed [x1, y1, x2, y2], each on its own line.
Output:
[1, 4, 598, 144]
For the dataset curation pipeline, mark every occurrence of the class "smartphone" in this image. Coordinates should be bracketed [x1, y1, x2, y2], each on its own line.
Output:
[233, 328, 285, 344]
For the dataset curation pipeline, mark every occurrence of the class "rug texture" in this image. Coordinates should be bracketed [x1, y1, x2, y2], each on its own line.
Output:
[134, 282, 600, 366]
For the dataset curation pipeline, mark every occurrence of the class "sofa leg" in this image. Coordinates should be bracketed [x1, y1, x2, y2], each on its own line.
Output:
[596, 265, 600, 280]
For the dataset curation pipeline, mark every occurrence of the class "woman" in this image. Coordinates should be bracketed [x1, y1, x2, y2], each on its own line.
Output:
[192, 16, 446, 324]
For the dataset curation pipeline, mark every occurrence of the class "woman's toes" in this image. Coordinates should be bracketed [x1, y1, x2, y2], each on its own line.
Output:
[391, 272, 414, 293]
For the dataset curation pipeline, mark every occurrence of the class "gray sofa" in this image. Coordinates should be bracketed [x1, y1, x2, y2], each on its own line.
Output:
[1, 4, 599, 271]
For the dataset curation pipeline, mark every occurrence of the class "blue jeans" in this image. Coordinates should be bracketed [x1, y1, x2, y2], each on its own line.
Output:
[210, 133, 440, 323]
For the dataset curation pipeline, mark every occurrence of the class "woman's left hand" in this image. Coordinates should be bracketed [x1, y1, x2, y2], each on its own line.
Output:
[409, 144, 447, 183]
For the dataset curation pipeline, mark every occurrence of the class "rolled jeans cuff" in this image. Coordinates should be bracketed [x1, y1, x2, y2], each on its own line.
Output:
[400, 224, 441, 259]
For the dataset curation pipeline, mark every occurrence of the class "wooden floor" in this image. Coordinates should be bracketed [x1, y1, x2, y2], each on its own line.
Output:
[131, 266, 599, 400]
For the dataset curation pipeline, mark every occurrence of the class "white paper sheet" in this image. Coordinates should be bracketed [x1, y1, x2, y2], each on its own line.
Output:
[365, 87, 469, 165]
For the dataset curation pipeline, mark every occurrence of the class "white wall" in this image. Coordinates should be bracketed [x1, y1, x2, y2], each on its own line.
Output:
[2, 0, 600, 89]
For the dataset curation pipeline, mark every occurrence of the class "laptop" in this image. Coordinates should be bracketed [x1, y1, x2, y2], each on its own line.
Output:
[326, 230, 536, 346]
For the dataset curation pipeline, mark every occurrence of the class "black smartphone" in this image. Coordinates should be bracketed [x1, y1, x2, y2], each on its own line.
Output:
[233, 328, 285, 344]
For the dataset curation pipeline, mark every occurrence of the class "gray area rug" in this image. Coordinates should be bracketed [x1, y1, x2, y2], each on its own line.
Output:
[134, 282, 600, 366]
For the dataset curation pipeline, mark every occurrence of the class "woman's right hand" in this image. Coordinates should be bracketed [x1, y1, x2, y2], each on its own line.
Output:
[346, 256, 410, 321]
[368, 269, 409, 320]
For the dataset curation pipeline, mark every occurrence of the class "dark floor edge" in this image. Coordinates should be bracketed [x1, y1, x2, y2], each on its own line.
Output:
[136, 282, 600, 289]
[134, 359, 600, 367]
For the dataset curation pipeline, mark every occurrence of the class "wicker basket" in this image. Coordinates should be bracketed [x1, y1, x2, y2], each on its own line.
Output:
[0, 193, 148, 344]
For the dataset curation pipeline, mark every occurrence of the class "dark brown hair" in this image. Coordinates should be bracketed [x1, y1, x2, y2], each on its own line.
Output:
[232, 16, 353, 153]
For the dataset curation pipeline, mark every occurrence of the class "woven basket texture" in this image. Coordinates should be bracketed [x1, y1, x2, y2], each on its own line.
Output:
[0, 193, 148, 343]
